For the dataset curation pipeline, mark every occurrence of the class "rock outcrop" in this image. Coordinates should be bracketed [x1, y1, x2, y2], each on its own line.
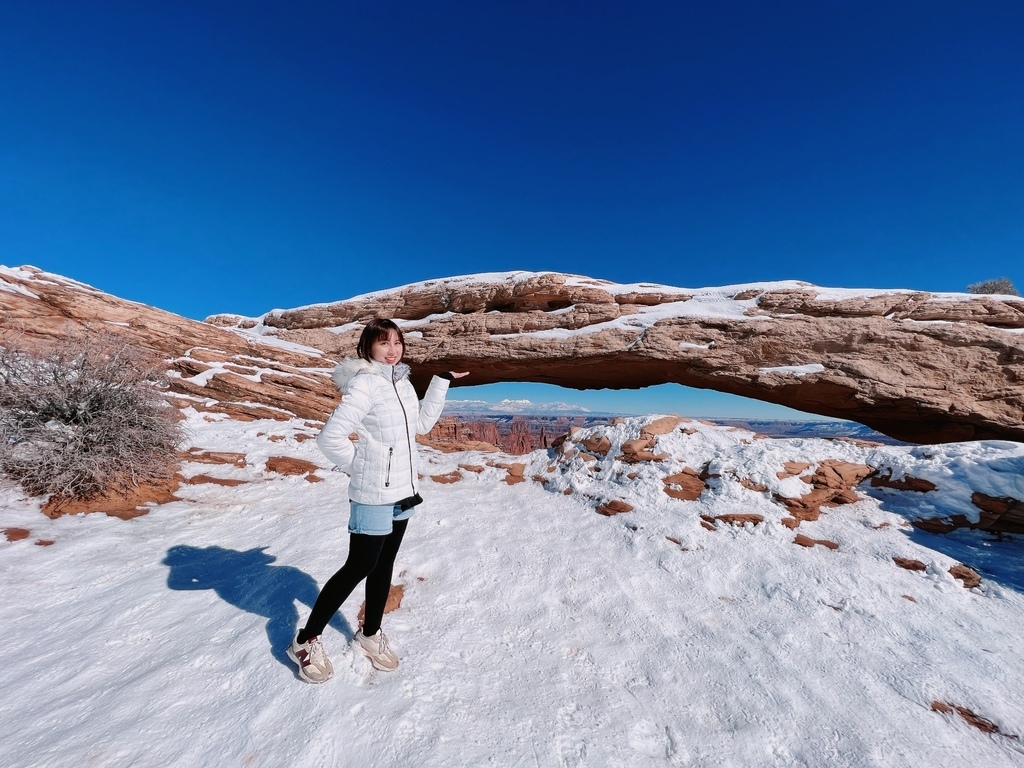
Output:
[0, 266, 337, 422]
[505, 419, 534, 454]
[419, 416, 501, 453]
[208, 271, 1024, 444]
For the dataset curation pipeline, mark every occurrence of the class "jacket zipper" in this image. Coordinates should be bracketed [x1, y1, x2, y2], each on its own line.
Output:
[385, 446, 393, 487]
[391, 370, 416, 493]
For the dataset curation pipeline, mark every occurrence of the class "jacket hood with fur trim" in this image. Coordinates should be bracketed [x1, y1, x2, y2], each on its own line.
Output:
[332, 357, 411, 391]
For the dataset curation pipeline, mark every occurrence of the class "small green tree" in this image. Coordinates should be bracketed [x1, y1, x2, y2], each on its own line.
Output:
[967, 277, 1019, 296]
[0, 334, 184, 500]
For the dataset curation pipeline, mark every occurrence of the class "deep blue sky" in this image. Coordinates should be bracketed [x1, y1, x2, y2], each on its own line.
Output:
[2, 1, 1022, 417]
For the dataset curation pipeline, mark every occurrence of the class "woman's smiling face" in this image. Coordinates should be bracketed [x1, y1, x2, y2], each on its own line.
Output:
[370, 330, 403, 365]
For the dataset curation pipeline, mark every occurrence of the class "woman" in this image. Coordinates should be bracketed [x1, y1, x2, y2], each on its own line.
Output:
[288, 318, 467, 683]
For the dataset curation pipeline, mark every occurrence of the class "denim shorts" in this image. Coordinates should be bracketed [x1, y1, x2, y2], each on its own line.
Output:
[348, 500, 414, 535]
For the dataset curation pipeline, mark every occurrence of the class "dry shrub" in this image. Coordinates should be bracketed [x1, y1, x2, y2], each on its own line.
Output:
[0, 334, 184, 501]
[967, 277, 1019, 296]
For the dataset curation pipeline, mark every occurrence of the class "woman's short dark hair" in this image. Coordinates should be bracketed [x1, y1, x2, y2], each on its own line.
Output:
[356, 318, 405, 362]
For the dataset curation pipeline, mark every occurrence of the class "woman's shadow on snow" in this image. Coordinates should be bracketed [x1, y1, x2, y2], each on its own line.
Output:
[162, 545, 351, 668]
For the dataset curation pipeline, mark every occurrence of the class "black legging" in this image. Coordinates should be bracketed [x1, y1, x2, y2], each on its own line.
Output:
[297, 518, 409, 643]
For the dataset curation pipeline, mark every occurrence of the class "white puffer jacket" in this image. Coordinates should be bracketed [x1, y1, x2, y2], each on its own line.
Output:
[316, 358, 450, 505]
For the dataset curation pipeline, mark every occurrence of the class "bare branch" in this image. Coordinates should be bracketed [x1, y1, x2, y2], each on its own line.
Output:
[0, 334, 185, 501]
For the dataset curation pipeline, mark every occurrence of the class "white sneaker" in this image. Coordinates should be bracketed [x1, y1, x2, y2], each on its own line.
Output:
[354, 628, 399, 671]
[288, 632, 334, 684]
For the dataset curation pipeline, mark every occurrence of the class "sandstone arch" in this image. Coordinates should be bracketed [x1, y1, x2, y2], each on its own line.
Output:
[4, 267, 1023, 444]
[210, 272, 1024, 444]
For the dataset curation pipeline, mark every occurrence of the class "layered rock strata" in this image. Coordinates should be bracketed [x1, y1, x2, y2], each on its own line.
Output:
[0, 266, 337, 422]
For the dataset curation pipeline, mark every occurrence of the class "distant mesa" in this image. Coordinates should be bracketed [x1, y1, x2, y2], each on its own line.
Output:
[443, 398, 596, 416]
[3, 266, 1023, 444]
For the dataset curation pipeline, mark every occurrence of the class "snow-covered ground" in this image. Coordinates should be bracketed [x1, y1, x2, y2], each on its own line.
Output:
[2, 411, 1024, 767]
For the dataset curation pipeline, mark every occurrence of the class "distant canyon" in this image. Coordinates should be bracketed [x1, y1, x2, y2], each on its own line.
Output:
[420, 413, 901, 455]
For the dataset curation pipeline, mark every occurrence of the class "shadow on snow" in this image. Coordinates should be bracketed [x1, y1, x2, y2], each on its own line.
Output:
[904, 527, 1024, 594]
[161, 545, 350, 669]
[864, 486, 1024, 593]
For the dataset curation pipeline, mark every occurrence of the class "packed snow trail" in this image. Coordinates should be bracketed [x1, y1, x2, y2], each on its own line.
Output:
[2, 414, 1023, 767]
